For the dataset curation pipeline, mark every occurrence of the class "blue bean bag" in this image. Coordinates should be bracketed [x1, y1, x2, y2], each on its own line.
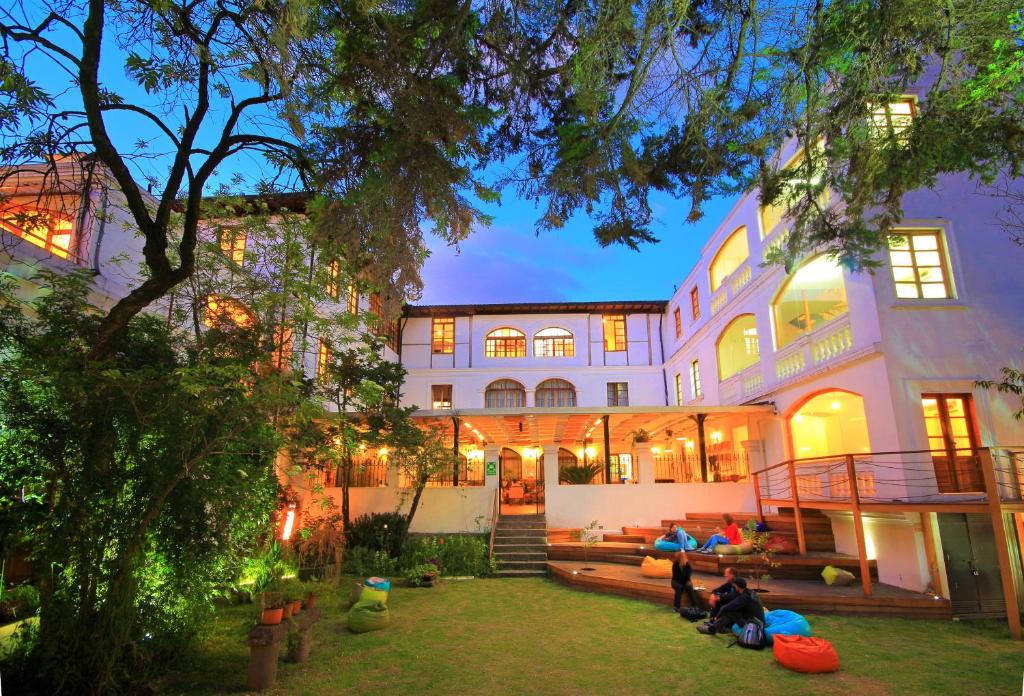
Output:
[730, 609, 812, 644]
[365, 577, 391, 592]
[653, 533, 698, 552]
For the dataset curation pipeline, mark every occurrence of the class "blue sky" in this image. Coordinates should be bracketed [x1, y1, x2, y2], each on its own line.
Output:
[419, 190, 740, 305]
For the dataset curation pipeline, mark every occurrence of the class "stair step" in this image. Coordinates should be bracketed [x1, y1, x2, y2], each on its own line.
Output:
[497, 560, 548, 570]
[495, 535, 547, 544]
[493, 551, 548, 561]
[496, 569, 549, 577]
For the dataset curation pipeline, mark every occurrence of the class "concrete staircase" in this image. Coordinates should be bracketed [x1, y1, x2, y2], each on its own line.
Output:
[492, 514, 548, 577]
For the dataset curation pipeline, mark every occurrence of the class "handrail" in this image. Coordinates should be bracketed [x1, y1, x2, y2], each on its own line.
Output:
[751, 446, 995, 477]
[487, 487, 500, 559]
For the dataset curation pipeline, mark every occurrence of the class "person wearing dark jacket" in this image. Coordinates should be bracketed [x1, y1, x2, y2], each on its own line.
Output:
[708, 567, 737, 619]
[671, 551, 700, 611]
[696, 577, 764, 634]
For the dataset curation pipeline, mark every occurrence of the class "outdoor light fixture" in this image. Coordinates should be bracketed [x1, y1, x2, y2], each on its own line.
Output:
[711, 430, 723, 443]
[831, 400, 841, 410]
[379, 447, 389, 457]
[281, 506, 296, 541]
[651, 446, 661, 455]
[585, 446, 596, 458]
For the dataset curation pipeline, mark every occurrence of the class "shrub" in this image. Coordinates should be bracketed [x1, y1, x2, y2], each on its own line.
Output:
[405, 562, 439, 587]
[342, 546, 399, 577]
[346, 512, 409, 557]
[400, 535, 494, 577]
[0, 584, 40, 622]
[559, 463, 603, 485]
[293, 510, 345, 581]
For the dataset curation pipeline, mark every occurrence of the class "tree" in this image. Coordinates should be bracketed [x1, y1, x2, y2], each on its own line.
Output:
[0, 271, 306, 693]
[395, 425, 457, 529]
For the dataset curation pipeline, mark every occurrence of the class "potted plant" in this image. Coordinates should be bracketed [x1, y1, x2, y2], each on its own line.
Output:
[304, 590, 318, 610]
[630, 429, 651, 444]
[261, 592, 284, 625]
[282, 578, 304, 615]
[405, 562, 440, 587]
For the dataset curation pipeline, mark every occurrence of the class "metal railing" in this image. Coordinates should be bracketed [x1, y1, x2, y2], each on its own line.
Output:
[488, 487, 500, 560]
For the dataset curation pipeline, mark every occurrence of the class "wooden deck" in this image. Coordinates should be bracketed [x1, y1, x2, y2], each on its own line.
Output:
[548, 560, 952, 619]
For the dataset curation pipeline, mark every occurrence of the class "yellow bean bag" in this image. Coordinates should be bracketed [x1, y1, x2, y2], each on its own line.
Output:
[711, 540, 755, 555]
[821, 565, 855, 586]
[640, 555, 674, 578]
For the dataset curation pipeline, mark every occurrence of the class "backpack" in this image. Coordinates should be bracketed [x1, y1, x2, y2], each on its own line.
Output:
[679, 606, 707, 622]
[729, 618, 766, 650]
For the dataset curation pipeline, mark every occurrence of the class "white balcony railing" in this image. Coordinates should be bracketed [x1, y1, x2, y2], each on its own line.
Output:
[772, 315, 854, 383]
[719, 363, 767, 404]
[710, 263, 753, 317]
[710, 288, 727, 315]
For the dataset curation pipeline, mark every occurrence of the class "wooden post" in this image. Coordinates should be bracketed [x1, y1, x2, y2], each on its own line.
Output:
[603, 415, 612, 483]
[752, 471, 764, 522]
[787, 460, 807, 555]
[919, 511, 941, 595]
[979, 448, 1022, 639]
[695, 414, 709, 482]
[847, 455, 873, 598]
[452, 416, 460, 486]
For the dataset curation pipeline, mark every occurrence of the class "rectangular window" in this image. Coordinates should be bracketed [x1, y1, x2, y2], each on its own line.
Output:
[690, 286, 700, 320]
[888, 231, 952, 299]
[432, 317, 455, 354]
[1, 202, 77, 261]
[922, 394, 981, 493]
[606, 382, 629, 407]
[602, 315, 627, 352]
[674, 373, 683, 405]
[673, 307, 682, 339]
[369, 292, 383, 319]
[431, 384, 453, 410]
[325, 259, 341, 300]
[317, 338, 330, 380]
[219, 227, 246, 265]
[347, 283, 360, 315]
[689, 359, 702, 399]
[871, 97, 916, 137]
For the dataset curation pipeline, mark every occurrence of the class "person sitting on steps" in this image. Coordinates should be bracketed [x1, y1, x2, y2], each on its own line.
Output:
[697, 513, 741, 553]
[707, 567, 737, 619]
[696, 577, 764, 635]
[671, 551, 700, 613]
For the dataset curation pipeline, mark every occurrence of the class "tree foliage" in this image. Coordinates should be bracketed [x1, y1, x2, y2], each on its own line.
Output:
[394, 425, 458, 528]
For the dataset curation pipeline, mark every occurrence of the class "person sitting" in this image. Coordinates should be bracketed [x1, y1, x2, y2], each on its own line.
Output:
[671, 551, 700, 612]
[697, 513, 742, 553]
[707, 567, 737, 619]
[696, 577, 764, 635]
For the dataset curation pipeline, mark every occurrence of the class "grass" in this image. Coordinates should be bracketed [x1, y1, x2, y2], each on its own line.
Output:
[162, 577, 1023, 695]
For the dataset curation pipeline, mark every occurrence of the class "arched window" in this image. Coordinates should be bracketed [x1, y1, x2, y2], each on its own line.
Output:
[485, 379, 526, 408]
[772, 255, 848, 349]
[484, 327, 526, 358]
[709, 226, 749, 292]
[789, 390, 870, 459]
[204, 295, 256, 329]
[533, 327, 575, 357]
[535, 378, 576, 407]
[716, 314, 759, 381]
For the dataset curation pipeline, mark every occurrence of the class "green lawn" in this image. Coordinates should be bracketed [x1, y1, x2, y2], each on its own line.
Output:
[163, 577, 1023, 695]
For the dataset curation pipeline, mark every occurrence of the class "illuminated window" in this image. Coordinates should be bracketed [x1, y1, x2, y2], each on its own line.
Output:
[602, 315, 627, 352]
[772, 255, 849, 348]
[716, 314, 759, 380]
[674, 373, 683, 405]
[272, 325, 294, 370]
[317, 338, 331, 380]
[689, 359, 702, 399]
[690, 286, 700, 320]
[709, 226, 749, 292]
[484, 328, 526, 358]
[204, 295, 256, 328]
[759, 148, 825, 239]
[369, 292, 384, 319]
[871, 97, 916, 138]
[535, 378, 576, 407]
[431, 384, 453, 409]
[789, 390, 870, 459]
[219, 227, 246, 265]
[673, 308, 682, 339]
[325, 259, 341, 300]
[432, 317, 455, 354]
[606, 382, 629, 406]
[923, 394, 981, 493]
[888, 231, 952, 299]
[534, 327, 575, 357]
[0, 203, 75, 260]
[347, 283, 360, 315]
[485, 379, 525, 408]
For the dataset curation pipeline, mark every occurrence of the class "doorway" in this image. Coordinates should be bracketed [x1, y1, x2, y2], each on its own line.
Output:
[937, 513, 1008, 616]
[922, 394, 982, 493]
[500, 447, 545, 515]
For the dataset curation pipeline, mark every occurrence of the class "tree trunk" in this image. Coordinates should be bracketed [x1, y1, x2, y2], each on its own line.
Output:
[406, 477, 428, 528]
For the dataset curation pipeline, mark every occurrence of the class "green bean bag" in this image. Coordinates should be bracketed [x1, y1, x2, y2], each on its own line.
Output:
[821, 565, 855, 586]
[347, 582, 389, 608]
[348, 600, 390, 633]
[711, 540, 754, 555]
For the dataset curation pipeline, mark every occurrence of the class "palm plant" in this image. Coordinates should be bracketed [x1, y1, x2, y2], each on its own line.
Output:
[559, 463, 603, 485]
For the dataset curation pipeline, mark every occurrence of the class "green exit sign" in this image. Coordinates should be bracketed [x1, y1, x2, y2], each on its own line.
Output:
[485, 461, 497, 476]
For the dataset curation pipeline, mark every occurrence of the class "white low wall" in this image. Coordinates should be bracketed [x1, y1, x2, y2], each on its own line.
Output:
[827, 512, 931, 592]
[544, 482, 757, 532]
[324, 486, 495, 534]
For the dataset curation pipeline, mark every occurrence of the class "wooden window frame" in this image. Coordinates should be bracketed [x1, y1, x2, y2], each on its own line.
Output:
[888, 230, 953, 300]
[535, 379, 577, 408]
[689, 359, 702, 399]
[484, 328, 527, 358]
[673, 307, 682, 339]
[485, 379, 526, 408]
[219, 226, 246, 266]
[325, 259, 341, 300]
[317, 338, 331, 380]
[674, 373, 683, 405]
[347, 283, 360, 315]
[602, 315, 627, 352]
[431, 317, 455, 354]
[606, 382, 629, 407]
[690, 286, 700, 320]
[431, 384, 453, 409]
[533, 327, 575, 358]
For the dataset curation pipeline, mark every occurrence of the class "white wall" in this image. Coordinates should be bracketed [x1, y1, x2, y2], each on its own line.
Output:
[320, 486, 495, 534]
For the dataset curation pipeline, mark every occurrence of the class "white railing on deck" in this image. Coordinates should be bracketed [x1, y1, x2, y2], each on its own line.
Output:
[812, 319, 854, 365]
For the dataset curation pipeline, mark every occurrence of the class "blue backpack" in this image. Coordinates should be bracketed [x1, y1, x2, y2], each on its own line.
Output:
[730, 617, 766, 650]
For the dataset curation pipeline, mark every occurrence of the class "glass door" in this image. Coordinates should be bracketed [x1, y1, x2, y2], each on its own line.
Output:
[922, 394, 982, 493]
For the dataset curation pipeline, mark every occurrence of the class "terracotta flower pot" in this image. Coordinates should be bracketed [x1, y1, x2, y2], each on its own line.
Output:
[282, 603, 293, 619]
[261, 607, 283, 625]
[290, 599, 302, 614]
[305, 592, 318, 610]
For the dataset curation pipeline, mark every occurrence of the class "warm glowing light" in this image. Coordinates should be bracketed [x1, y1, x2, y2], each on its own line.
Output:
[793, 414, 804, 423]
[710, 431, 723, 443]
[594, 418, 602, 426]
[464, 422, 472, 428]
[584, 446, 596, 458]
[685, 440, 695, 450]
[831, 400, 841, 410]
[651, 446, 661, 455]
[281, 507, 296, 541]
[576, 448, 585, 458]
[378, 447, 389, 457]
[359, 443, 367, 450]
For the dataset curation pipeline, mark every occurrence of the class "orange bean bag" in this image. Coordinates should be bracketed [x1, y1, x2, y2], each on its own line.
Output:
[772, 635, 839, 673]
[640, 555, 674, 578]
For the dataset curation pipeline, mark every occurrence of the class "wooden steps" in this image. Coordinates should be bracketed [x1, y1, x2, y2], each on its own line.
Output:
[493, 514, 548, 577]
[548, 561, 951, 620]
[602, 533, 646, 543]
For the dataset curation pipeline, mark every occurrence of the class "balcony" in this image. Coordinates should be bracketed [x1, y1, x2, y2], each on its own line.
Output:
[773, 316, 855, 384]
[710, 262, 752, 316]
[719, 362, 767, 404]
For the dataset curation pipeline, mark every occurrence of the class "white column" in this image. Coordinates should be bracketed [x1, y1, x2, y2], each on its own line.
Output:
[635, 441, 655, 486]
[542, 444, 560, 486]
[484, 444, 501, 490]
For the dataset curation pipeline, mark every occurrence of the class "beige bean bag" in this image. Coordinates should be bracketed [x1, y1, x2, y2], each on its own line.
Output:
[711, 540, 755, 555]
[640, 555, 674, 578]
